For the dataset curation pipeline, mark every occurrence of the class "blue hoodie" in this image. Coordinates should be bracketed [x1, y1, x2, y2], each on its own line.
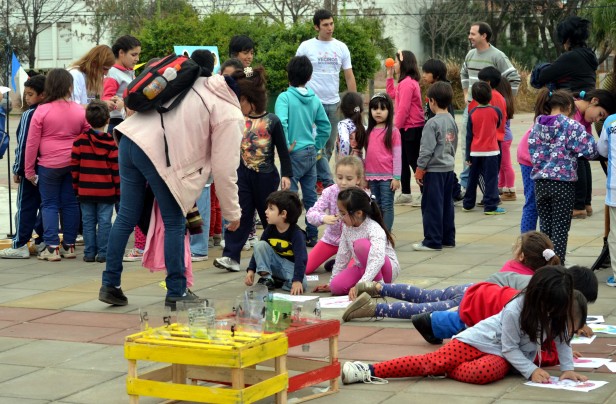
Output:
[274, 86, 331, 153]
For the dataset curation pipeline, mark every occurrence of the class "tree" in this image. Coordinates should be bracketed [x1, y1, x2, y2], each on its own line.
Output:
[583, 0, 616, 64]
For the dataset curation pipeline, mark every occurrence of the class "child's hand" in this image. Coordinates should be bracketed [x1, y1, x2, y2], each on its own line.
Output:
[323, 215, 338, 225]
[244, 270, 255, 286]
[390, 179, 400, 191]
[577, 324, 593, 337]
[226, 220, 240, 231]
[290, 281, 304, 295]
[573, 350, 582, 358]
[313, 284, 331, 293]
[560, 370, 588, 382]
[288, 141, 297, 153]
[281, 176, 291, 190]
[531, 368, 551, 383]
[13, 174, 21, 183]
[348, 286, 358, 301]
[415, 168, 425, 186]
[386, 66, 394, 78]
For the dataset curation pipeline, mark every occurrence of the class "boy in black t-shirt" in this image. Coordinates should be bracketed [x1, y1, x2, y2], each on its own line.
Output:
[245, 190, 308, 295]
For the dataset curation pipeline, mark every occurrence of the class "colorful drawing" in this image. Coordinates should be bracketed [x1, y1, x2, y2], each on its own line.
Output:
[524, 376, 608, 392]
[589, 324, 616, 335]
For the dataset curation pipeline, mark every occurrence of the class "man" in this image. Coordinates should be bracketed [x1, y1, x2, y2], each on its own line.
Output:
[296, 8, 356, 190]
[459, 22, 520, 189]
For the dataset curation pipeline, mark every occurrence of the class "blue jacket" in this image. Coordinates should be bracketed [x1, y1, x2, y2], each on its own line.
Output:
[12, 104, 39, 176]
[274, 86, 331, 153]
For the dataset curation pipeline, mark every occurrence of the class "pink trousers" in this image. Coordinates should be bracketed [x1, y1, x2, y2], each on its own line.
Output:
[498, 139, 515, 188]
[306, 240, 338, 274]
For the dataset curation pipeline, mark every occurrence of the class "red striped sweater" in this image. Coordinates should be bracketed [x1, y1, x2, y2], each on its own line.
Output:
[71, 129, 120, 203]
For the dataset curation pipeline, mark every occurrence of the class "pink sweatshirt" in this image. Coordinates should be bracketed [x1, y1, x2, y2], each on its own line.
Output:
[386, 77, 424, 130]
[365, 127, 402, 181]
[516, 128, 532, 166]
[25, 100, 89, 177]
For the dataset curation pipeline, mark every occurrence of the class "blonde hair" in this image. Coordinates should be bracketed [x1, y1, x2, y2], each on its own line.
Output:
[336, 156, 365, 184]
[70, 45, 115, 97]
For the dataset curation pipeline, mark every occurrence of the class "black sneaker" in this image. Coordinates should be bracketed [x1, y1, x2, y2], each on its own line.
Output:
[99, 285, 128, 306]
[324, 259, 335, 272]
[306, 238, 317, 248]
[411, 312, 443, 345]
[165, 292, 206, 310]
[96, 256, 106, 263]
[257, 277, 276, 290]
[83, 256, 95, 263]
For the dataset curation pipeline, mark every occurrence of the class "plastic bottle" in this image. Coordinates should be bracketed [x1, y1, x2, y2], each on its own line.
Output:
[142, 65, 180, 100]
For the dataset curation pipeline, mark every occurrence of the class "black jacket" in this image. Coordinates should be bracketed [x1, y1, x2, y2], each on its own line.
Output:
[537, 47, 598, 93]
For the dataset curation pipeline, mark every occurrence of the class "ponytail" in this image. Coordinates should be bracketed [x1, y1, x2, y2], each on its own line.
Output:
[340, 92, 367, 151]
[337, 188, 395, 248]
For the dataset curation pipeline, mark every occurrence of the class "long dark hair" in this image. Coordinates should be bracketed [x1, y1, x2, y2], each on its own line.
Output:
[367, 93, 394, 151]
[337, 187, 394, 247]
[231, 66, 267, 114]
[574, 89, 616, 116]
[396, 50, 420, 83]
[534, 88, 575, 118]
[495, 78, 515, 119]
[519, 266, 576, 346]
[340, 92, 367, 151]
[44, 69, 73, 103]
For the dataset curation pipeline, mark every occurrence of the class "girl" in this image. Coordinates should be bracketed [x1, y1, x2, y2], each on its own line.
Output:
[530, 89, 597, 262]
[213, 66, 292, 273]
[421, 59, 455, 120]
[342, 266, 588, 386]
[315, 187, 400, 296]
[24, 69, 90, 261]
[343, 231, 560, 322]
[68, 45, 116, 109]
[364, 93, 401, 231]
[386, 50, 424, 207]
[306, 156, 364, 274]
[102, 35, 141, 133]
[571, 89, 615, 218]
[496, 79, 517, 201]
[337, 92, 366, 159]
[517, 127, 536, 233]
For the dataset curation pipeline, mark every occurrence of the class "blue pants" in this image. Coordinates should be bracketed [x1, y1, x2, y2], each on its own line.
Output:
[190, 186, 211, 256]
[290, 146, 318, 240]
[368, 180, 394, 231]
[431, 310, 467, 339]
[376, 283, 471, 319]
[81, 202, 114, 259]
[421, 171, 455, 249]
[459, 107, 470, 188]
[463, 155, 500, 212]
[316, 102, 338, 188]
[252, 240, 307, 291]
[38, 166, 79, 247]
[102, 136, 186, 297]
[13, 177, 43, 249]
[520, 164, 537, 233]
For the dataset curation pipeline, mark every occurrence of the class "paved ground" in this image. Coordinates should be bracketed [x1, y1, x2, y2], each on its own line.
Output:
[0, 113, 615, 403]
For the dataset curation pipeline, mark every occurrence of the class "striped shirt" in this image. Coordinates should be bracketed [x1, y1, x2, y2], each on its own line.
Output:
[598, 114, 616, 207]
[460, 45, 521, 101]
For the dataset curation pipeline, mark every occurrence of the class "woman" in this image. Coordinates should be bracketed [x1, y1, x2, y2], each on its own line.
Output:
[68, 45, 117, 109]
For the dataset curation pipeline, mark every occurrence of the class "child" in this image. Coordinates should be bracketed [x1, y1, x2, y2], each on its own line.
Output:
[342, 266, 589, 386]
[213, 66, 292, 273]
[517, 128, 537, 232]
[530, 88, 597, 262]
[0, 75, 46, 259]
[495, 78, 517, 201]
[245, 190, 307, 295]
[463, 81, 504, 215]
[306, 156, 365, 274]
[315, 187, 400, 296]
[220, 58, 244, 76]
[386, 50, 424, 207]
[229, 35, 254, 67]
[71, 100, 119, 262]
[364, 93, 401, 231]
[274, 55, 331, 247]
[597, 112, 616, 286]
[413, 81, 458, 251]
[25, 69, 90, 261]
[337, 92, 366, 159]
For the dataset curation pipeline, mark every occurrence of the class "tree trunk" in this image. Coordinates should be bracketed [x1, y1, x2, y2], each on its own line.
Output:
[28, 32, 37, 69]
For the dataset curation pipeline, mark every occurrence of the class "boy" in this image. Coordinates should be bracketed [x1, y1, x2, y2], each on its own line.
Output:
[597, 113, 616, 286]
[413, 82, 458, 251]
[70, 100, 119, 262]
[244, 190, 308, 295]
[275, 55, 331, 247]
[0, 75, 46, 259]
[463, 81, 504, 215]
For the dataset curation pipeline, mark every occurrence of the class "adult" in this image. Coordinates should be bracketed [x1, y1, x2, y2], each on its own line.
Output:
[98, 64, 244, 308]
[459, 22, 520, 190]
[229, 35, 254, 67]
[68, 45, 117, 110]
[296, 8, 356, 189]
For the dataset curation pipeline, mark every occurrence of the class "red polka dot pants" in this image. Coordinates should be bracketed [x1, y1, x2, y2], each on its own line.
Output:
[372, 339, 510, 385]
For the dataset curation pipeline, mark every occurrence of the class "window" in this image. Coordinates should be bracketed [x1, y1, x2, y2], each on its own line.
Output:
[57, 22, 72, 60]
[37, 24, 52, 60]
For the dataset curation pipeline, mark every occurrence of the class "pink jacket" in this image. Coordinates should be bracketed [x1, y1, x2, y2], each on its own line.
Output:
[386, 77, 424, 130]
[115, 75, 244, 220]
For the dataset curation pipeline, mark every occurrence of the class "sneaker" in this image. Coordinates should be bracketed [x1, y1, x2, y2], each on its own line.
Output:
[213, 234, 222, 246]
[342, 292, 377, 322]
[323, 258, 335, 272]
[411, 194, 422, 207]
[213, 256, 240, 272]
[123, 248, 144, 262]
[607, 276, 616, 287]
[83, 256, 95, 262]
[0, 244, 30, 259]
[411, 312, 443, 345]
[165, 292, 206, 310]
[220, 240, 226, 249]
[484, 207, 506, 215]
[306, 238, 317, 248]
[248, 236, 258, 247]
[96, 256, 106, 263]
[500, 191, 517, 201]
[242, 241, 251, 251]
[75, 235, 84, 246]
[257, 277, 276, 290]
[98, 285, 128, 306]
[356, 281, 381, 298]
[60, 244, 76, 259]
[477, 200, 484, 207]
[34, 242, 47, 256]
[38, 246, 61, 262]
[413, 242, 442, 251]
[462, 206, 474, 212]
[191, 253, 208, 262]
[208, 237, 215, 248]
[442, 244, 455, 248]
[394, 193, 413, 205]
[341, 361, 388, 385]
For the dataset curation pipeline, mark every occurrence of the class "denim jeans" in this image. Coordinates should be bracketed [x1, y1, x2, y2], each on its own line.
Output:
[252, 240, 307, 291]
[38, 166, 79, 247]
[81, 202, 114, 259]
[102, 136, 186, 297]
[290, 146, 318, 240]
[316, 102, 339, 187]
[190, 186, 211, 256]
[368, 180, 395, 231]
[459, 106, 470, 189]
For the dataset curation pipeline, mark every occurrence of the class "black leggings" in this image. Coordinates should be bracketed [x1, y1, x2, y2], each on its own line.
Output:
[400, 127, 423, 194]
[535, 180, 575, 261]
[573, 158, 592, 210]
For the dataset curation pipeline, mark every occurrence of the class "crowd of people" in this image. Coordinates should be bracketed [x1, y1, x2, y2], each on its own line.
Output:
[0, 8, 615, 388]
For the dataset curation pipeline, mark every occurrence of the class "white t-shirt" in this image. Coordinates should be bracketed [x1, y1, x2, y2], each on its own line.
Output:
[296, 38, 352, 105]
[68, 68, 95, 105]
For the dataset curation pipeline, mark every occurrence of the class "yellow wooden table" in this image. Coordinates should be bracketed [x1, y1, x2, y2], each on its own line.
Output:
[125, 324, 288, 403]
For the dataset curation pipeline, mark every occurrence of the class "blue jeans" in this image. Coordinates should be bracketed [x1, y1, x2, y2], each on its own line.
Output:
[190, 186, 211, 256]
[81, 202, 114, 259]
[38, 166, 79, 247]
[290, 146, 318, 240]
[368, 180, 395, 231]
[252, 240, 307, 291]
[316, 102, 339, 187]
[102, 136, 186, 297]
[459, 106, 470, 188]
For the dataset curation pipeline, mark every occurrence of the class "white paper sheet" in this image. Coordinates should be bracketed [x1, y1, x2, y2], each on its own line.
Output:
[589, 324, 616, 335]
[319, 295, 351, 309]
[306, 275, 319, 281]
[272, 293, 318, 302]
[573, 357, 612, 369]
[571, 334, 596, 344]
[605, 362, 616, 373]
[524, 376, 608, 392]
[586, 315, 605, 324]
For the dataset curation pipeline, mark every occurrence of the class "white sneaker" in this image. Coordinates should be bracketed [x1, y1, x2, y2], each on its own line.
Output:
[341, 361, 388, 385]
[411, 194, 422, 207]
[220, 240, 226, 249]
[191, 253, 208, 262]
[243, 241, 252, 251]
[213, 256, 240, 272]
[412, 242, 442, 252]
[248, 236, 259, 246]
[38, 247, 61, 262]
[0, 244, 30, 259]
[394, 193, 413, 205]
[75, 235, 84, 246]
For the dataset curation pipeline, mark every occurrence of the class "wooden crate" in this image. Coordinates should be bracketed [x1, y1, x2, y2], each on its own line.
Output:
[124, 324, 288, 404]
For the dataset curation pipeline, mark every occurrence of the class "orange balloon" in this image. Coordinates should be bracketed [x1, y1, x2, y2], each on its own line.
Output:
[385, 58, 395, 68]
